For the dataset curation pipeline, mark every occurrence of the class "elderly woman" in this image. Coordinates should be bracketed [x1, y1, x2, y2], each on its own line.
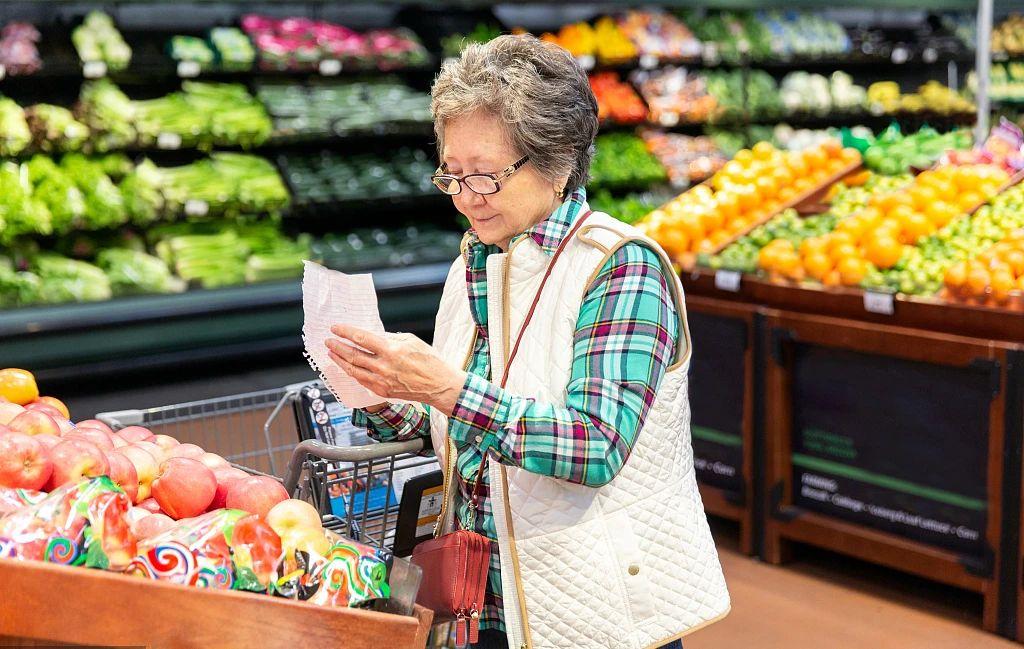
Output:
[327, 35, 729, 649]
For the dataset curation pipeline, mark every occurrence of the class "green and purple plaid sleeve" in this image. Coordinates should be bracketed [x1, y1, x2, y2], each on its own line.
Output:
[352, 404, 430, 442]
[448, 241, 678, 487]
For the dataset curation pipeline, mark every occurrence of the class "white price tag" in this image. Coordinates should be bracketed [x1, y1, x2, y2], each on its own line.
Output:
[575, 55, 596, 71]
[318, 59, 342, 76]
[863, 290, 895, 315]
[184, 199, 209, 217]
[714, 270, 742, 292]
[157, 132, 182, 150]
[922, 48, 938, 64]
[0, 64, 6, 81]
[639, 54, 659, 70]
[177, 60, 201, 78]
[659, 111, 680, 127]
[83, 60, 107, 78]
[891, 47, 909, 65]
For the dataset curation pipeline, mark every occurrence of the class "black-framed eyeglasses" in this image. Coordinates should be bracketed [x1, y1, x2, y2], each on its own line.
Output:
[431, 156, 530, 196]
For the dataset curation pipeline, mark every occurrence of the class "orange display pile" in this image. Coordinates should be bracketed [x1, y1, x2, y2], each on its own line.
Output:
[590, 72, 648, 124]
[766, 164, 1010, 286]
[639, 140, 860, 260]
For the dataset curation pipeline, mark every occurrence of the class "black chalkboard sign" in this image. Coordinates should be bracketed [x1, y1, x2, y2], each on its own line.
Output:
[790, 344, 992, 555]
[687, 311, 747, 495]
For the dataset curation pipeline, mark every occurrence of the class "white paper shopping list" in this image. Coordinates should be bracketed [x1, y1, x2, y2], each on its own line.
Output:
[301, 261, 386, 408]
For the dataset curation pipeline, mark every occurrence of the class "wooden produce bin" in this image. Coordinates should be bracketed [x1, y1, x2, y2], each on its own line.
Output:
[0, 559, 434, 649]
[686, 295, 759, 555]
[760, 310, 1023, 634]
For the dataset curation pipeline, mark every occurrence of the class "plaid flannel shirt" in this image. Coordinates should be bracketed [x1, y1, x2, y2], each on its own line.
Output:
[354, 188, 678, 632]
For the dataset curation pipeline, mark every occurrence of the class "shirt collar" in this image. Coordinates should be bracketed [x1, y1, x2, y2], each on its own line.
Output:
[462, 187, 588, 261]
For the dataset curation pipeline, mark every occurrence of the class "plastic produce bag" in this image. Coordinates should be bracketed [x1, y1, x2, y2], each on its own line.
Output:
[273, 529, 391, 608]
[0, 486, 46, 516]
[0, 476, 135, 570]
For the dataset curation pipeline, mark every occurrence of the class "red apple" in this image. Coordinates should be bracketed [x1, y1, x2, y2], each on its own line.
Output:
[0, 402, 26, 425]
[71, 426, 114, 451]
[54, 417, 76, 435]
[48, 439, 109, 489]
[152, 458, 217, 520]
[135, 513, 176, 540]
[104, 452, 139, 503]
[76, 419, 114, 436]
[208, 467, 249, 511]
[24, 402, 64, 420]
[0, 432, 52, 490]
[226, 476, 289, 519]
[132, 441, 165, 462]
[34, 396, 70, 419]
[9, 411, 60, 437]
[266, 499, 323, 539]
[137, 497, 161, 514]
[33, 434, 61, 450]
[116, 426, 154, 443]
[120, 446, 160, 502]
[151, 434, 180, 454]
[167, 443, 204, 459]
[198, 452, 229, 471]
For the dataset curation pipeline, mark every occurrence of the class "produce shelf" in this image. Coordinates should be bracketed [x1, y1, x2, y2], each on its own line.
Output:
[0, 558, 434, 649]
[0, 262, 452, 382]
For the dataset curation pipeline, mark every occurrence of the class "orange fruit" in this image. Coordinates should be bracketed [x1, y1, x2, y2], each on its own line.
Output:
[0, 368, 38, 406]
[755, 176, 778, 200]
[827, 231, 857, 252]
[772, 166, 795, 188]
[822, 270, 842, 287]
[830, 243, 859, 264]
[944, 261, 968, 289]
[803, 252, 833, 280]
[777, 186, 798, 203]
[865, 236, 904, 269]
[837, 257, 868, 286]
[678, 213, 705, 243]
[901, 213, 934, 244]
[709, 230, 731, 248]
[840, 148, 861, 164]
[909, 186, 938, 210]
[658, 228, 691, 258]
[888, 204, 916, 226]
[802, 147, 827, 171]
[1018, 274, 1024, 292]
[752, 141, 775, 160]
[716, 191, 740, 221]
[701, 208, 725, 233]
[786, 152, 809, 178]
[776, 252, 803, 278]
[734, 184, 759, 213]
[859, 206, 884, 226]
[925, 201, 958, 227]
[1004, 249, 1024, 277]
[966, 266, 991, 297]
[734, 149, 754, 165]
[799, 237, 828, 258]
[991, 270, 1015, 303]
[957, 191, 984, 212]
[821, 139, 842, 159]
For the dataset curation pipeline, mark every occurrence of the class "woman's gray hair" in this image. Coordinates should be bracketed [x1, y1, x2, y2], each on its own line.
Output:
[431, 34, 599, 193]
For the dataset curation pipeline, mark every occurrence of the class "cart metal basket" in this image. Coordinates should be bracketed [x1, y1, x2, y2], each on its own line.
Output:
[96, 381, 438, 552]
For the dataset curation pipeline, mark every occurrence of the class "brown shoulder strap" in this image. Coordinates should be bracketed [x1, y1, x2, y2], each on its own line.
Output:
[468, 210, 593, 512]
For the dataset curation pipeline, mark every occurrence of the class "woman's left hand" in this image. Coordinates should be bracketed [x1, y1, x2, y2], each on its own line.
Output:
[326, 324, 467, 415]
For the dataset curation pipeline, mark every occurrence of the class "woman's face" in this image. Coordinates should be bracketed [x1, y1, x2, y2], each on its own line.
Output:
[441, 110, 565, 250]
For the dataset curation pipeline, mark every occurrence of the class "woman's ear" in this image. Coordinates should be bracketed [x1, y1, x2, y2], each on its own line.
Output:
[554, 174, 571, 198]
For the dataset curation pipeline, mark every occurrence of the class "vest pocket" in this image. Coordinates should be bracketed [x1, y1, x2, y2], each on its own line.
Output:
[605, 510, 656, 622]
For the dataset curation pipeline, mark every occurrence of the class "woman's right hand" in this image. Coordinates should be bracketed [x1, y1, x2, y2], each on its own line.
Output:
[363, 402, 389, 414]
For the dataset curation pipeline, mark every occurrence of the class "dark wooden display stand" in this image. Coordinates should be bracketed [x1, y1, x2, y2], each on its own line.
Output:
[759, 310, 1023, 634]
[685, 295, 759, 555]
[0, 559, 434, 648]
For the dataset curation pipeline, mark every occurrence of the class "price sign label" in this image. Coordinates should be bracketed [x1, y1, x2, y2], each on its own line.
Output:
[863, 290, 895, 315]
[575, 55, 596, 71]
[157, 132, 182, 150]
[177, 60, 201, 78]
[639, 54, 659, 70]
[184, 199, 209, 217]
[714, 270, 742, 292]
[319, 59, 342, 76]
[922, 48, 938, 64]
[0, 64, 6, 81]
[891, 47, 909, 65]
[83, 60, 107, 79]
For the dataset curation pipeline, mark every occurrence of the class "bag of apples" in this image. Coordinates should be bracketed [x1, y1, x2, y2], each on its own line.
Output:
[0, 486, 46, 516]
[0, 476, 136, 570]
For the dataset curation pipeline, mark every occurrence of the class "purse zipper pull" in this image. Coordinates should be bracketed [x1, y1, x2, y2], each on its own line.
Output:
[455, 612, 468, 647]
[468, 607, 480, 645]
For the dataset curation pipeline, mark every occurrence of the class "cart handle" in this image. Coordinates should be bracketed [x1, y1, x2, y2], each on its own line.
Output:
[282, 438, 426, 494]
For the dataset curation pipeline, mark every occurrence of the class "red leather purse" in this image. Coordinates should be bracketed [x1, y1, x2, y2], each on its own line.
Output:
[412, 211, 593, 646]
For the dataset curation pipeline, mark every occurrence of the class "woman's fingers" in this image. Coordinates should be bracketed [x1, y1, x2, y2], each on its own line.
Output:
[330, 324, 389, 355]
[325, 338, 379, 371]
[329, 351, 388, 396]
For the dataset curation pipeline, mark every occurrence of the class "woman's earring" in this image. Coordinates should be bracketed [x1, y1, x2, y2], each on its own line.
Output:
[555, 186, 565, 199]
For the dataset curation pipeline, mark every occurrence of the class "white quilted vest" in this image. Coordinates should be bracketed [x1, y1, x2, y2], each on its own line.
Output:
[428, 211, 730, 649]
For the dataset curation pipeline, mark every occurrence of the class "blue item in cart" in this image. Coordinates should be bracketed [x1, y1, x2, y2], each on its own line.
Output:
[328, 474, 396, 520]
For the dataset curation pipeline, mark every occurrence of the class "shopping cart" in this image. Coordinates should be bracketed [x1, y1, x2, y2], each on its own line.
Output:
[98, 381, 453, 647]
[96, 381, 438, 551]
